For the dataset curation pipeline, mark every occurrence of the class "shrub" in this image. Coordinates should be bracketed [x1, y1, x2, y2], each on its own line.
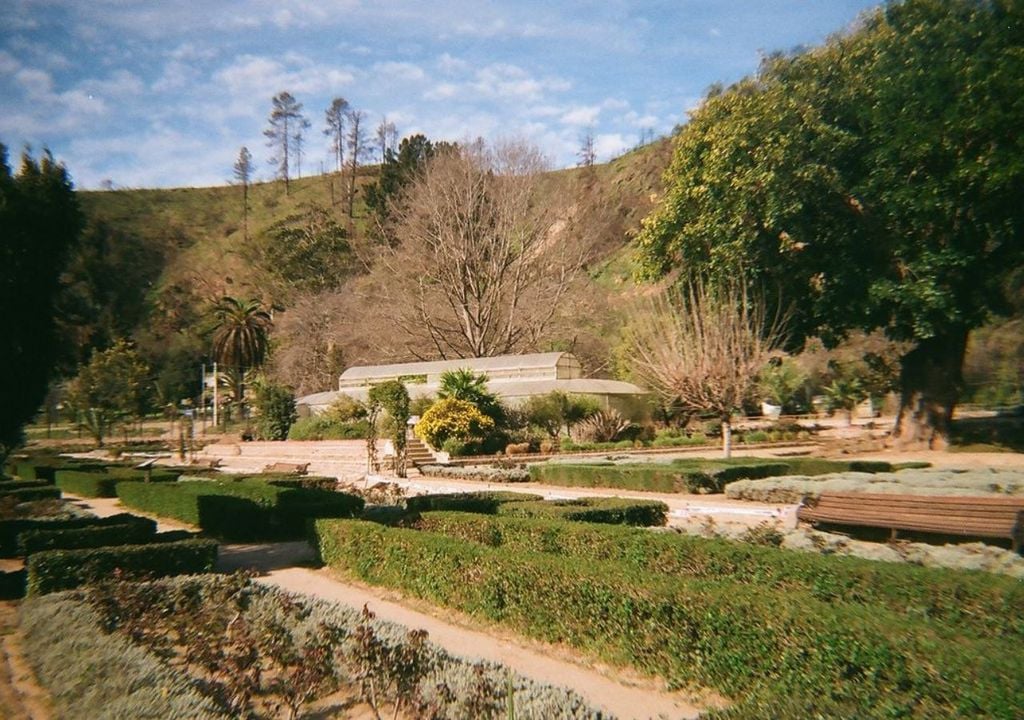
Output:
[0, 512, 152, 556]
[287, 415, 370, 440]
[20, 594, 228, 719]
[18, 518, 159, 556]
[0, 479, 50, 490]
[314, 520, 1024, 718]
[117, 480, 364, 541]
[529, 460, 790, 494]
[410, 512, 1022, 640]
[26, 538, 219, 595]
[251, 379, 297, 441]
[406, 491, 543, 514]
[55, 468, 179, 498]
[497, 498, 667, 526]
[0, 486, 61, 502]
[418, 464, 531, 483]
[415, 398, 494, 450]
[572, 409, 632, 443]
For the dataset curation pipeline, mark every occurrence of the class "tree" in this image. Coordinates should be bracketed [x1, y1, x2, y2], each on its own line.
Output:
[345, 109, 367, 218]
[375, 117, 397, 163]
[250, 376, 297, 441]
[521, 391, 599, 439]
[210, 296, 273, 411]
[381, 139, 589, 359]
[292, 115, 311, 179]
[264, 91, 306, 194]
[0, 145, 83, 457]
[323, 97, 349, 174]
[364, 133, 438, 236]
[368, 380, 410, 478]
[634, 0, 1024, 448]
[233, 146, 253, 241]
[627, 280, 784, 457]
[65, 340, 151, 446]
[577, 128, 596, 168]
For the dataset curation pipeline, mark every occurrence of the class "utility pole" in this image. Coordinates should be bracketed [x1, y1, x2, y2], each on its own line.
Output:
[212, 362, 219, 429]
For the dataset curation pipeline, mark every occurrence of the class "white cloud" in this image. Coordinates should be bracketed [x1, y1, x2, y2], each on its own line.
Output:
[423, 82, 459, 101]
[560, 105, 601, 127]
[15, 67, 53, 98]
[372, 61, 425, 82]
[593, 132, 629, 160]
[436, 52, 467, 74]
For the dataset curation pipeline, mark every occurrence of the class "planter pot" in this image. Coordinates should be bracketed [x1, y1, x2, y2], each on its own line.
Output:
[761, 401, 783, 420]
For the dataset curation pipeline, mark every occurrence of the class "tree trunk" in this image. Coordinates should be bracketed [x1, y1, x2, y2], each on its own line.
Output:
[891, 328, 968, 450]
[721, 416, 732, 459]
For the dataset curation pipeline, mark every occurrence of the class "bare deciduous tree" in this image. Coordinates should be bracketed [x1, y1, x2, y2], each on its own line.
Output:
[627, 279, 785, 457]
[379, 139, 589, 359]
[375, 117, 398, 163]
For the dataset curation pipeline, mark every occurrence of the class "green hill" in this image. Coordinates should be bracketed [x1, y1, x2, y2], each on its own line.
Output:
[70, 140, 674, 400]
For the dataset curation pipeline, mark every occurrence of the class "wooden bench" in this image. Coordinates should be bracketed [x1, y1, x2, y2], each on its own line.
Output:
[798, 492, 1024, 552]
[262, 462, 309, 476]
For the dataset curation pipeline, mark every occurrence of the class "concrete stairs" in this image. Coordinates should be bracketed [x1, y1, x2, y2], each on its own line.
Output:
[406, 437, 438, 467]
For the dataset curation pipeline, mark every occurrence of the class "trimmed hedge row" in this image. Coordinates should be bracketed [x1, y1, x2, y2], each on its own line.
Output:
[0, 479, 51, 490]
[26, 538, 218, 595]
[13, 457, 108, 482]
[117, 480, 364, 541]
[18, 518, 159, 557]
[0, 486, 61, 502]
[411, 512, 1023, 640]
[404, 491, 666, 526]
[1, 512, 160, 556]
[55, 468, 180, 498]
[528, 458, 918, 495]
[406, 491, 544, 514]
[314, 519, 1024, 718]
[529, 460, 790, 494]
[496, 498, 668, 526]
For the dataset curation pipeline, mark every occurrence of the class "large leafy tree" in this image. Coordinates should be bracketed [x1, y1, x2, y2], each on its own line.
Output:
[635, 0, 1024, 447]
[210, 296, 273, 407]
[0, 145, 83, 457]
[66, 340, 151, 446]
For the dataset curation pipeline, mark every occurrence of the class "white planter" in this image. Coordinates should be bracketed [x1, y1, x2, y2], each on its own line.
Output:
[761, 401, 783, 420]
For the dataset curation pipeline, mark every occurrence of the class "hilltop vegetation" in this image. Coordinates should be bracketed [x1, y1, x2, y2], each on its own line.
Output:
[69, 139, 674, 400]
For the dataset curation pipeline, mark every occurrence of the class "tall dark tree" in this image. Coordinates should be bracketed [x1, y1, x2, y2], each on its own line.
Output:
[0, 145, 83, 457]
[364, 134, 437, 235]
[323, 97, 349, 174]
[635, 0, 1024, 448]
[233, 146, 253, 241]
[345, 108, 367, 218]
[263, 91, 305, 194]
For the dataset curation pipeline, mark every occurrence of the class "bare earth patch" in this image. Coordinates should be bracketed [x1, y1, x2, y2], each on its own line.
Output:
[0, 601, 53, 720]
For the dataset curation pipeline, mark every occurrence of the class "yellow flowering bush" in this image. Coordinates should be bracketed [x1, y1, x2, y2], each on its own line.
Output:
[414, 398, 495, 450]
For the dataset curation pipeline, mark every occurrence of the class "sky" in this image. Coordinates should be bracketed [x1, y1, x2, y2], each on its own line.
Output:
[1, 1, 882, 190]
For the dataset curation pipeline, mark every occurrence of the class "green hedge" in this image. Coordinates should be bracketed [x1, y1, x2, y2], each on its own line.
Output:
[406, 491, 544, 514]
[0, 486, 61, 502]
[411, 512, 1023, 640]
[26, 538, 218, 595]
[13, 457, 109, 482]
[18, 518, 159, 557]
[0, 479, 51, 490]
[496, 498, 668, 526]
[0, 512, 153, 556]
[55, 468, 180, 498]
[117, 480, 364, 541]
[314, 519, 1023, 719]
[529, 460, 790, 493]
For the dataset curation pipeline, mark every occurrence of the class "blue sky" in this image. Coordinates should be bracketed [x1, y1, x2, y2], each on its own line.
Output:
[1, 1, 881, 190]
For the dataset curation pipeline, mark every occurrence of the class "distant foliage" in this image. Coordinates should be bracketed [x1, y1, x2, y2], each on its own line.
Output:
[250, 378, 297, 441]
[65, 340, 151, 447]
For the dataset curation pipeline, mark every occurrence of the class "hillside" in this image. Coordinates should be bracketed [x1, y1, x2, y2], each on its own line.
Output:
[72, 140, 675, 399]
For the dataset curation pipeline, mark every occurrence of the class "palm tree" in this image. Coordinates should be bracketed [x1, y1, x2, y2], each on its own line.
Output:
[210, 296, 272, 414]
[438, 368, 503, 425]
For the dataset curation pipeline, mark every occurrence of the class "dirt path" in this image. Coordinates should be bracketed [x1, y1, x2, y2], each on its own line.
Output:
[0, 602, 53, 720]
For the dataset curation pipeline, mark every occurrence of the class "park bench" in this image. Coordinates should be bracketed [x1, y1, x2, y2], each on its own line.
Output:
[262, 462, 309, 476]
[797, 492, 1023, 552]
